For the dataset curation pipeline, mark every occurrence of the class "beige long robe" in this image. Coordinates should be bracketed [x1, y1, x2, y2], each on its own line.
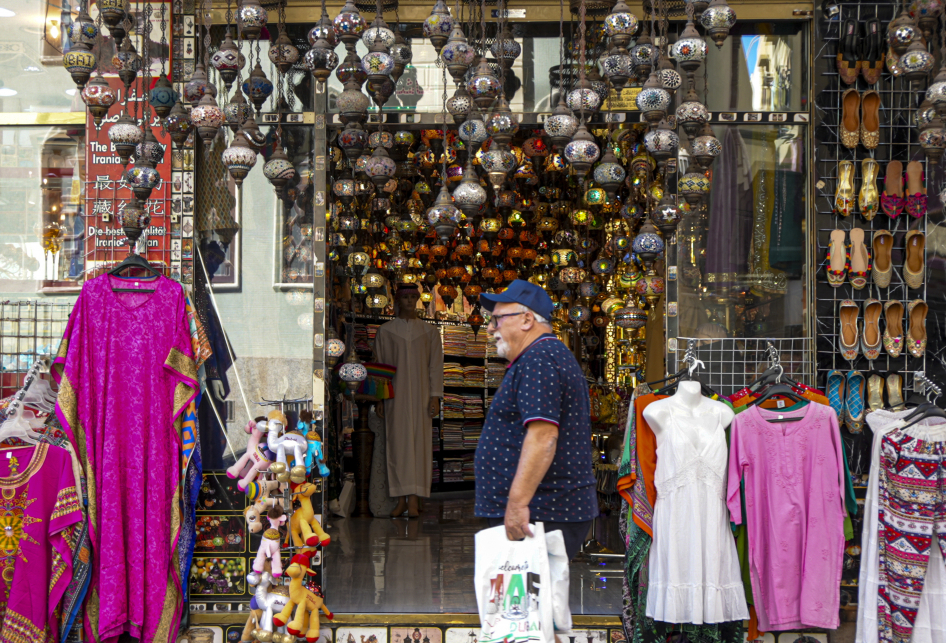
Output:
[374, 318, 444, 498]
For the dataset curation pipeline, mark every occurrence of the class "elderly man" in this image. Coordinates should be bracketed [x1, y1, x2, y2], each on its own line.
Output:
[474, 280, 597, 560]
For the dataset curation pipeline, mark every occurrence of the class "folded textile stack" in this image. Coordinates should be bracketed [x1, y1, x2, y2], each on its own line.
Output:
[444, 362, 464, 387]
[443, 393, 464, 418]
[432, 425, 440, 452]
[462, 453, 475, 481]
[462, 422, 482, 448]
[432, 459, 440, 483]
[487, 363, 505, 387]
[354, 324, 372, 353]
[462, 394, 483, 418]
[487, 340, 499, 358]
[485, 394, 494, 411]
[463, 364, 485, 387]
[443, 458, 464, 482]
[442, 420, 464, 450]
[443, 326, 468, 356]
[466, 330, 487, 358]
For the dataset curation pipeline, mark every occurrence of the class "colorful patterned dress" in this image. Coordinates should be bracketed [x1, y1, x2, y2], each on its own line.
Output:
[0, 442, 83, 643]
[53, 274, 198, 643]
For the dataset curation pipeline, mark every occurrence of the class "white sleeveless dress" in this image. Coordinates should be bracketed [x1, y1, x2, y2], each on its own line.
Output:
[645, 403, 748, 624]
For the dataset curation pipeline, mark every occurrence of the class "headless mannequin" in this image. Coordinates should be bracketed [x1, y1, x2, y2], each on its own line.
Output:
[375, 288, 440, 518]
[643, 380, 735, 435]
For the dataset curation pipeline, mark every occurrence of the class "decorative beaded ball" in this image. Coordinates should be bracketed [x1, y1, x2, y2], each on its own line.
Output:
[456, 118, 487, 144]
[629, 42, 654, 68]
[333, 179, 355, 197]
[480, 149, 517, 174]
[423, 6, 454, 39]
[63, 47, 96, 77]
[614, 306, 648, 329]
[441, 39, 476, 67]
[592, 256, 615, 275]
[82, 81, 117, 108]
[336, 57, 367, 86]
[391, 41, 413, 66]
[118, 202, 151, 229]
[221, 144, 257, 174]
[308, 22, 338, 47]
[466, 73, 501, 102]
[676, 99, 710, 125]
[678, 171, 712, 195]
[453, 180, 487, 206]
[337, 86, 370, 115]
[67, 19, 99, 48]
[135, 139, 165, 166]
[212, 47, 243, 74]
[603, 52, 632, 80]
[108, 120, 144, 145]
[490, 37, 522, 62]
[889, 24, 917, 51]
[544, 112, 578, 139]
[243, 74, 274, 105]
[190, 102, 224, 129]
[325, 338, 346, 359]
[365, 155, 396, 179]
[124, 165, 161, 190]
[487, 112, 519, 139]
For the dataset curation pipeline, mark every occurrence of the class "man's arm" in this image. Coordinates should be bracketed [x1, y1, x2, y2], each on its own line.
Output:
[505, 420, 559, 540]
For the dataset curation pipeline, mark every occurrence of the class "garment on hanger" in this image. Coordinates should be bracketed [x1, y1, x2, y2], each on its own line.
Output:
[706, 127, 753, 282]
[644, 387, 748, 624]
[769, 136, 805, 276]
[0, 442, 83, 643]
[858, 410, 946, 643]
[728, 403, 847, 630]
[53, 274, 198, 643]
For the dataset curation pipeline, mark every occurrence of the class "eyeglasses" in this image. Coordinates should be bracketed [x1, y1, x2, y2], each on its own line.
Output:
[486, 312, 525, 327]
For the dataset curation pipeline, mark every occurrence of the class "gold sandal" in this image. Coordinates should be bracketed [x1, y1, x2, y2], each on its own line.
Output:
[859, 158, 880, 220]
[886, 373, 905, 411]
[835, 160, 856, 216]
[867, 373, 885, 413]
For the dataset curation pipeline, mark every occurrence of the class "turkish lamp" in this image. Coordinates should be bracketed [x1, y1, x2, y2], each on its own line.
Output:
[149, 73, 179, 120]
[334, 0, 367, 48]
[339, 122, 368, 160]
[183, 62, 211, 105]
[224, 90, 253, 133]
[390, 33, 413, 83]
[467, 57, 502, 110]
[338, 350, 368, 396]
[481, 148, 517, 193]
[459, 110, 489, 145]
[124, 157, 162, 202]
[679, 171, 712, 207]
[652, 193, 681, 237]
[887, 9, 918, 56]
[338, 79, 370, 124]
[926, 65, 946, 120]
[114, 41, 141, 90]
[642, 119, 679, 167]
[447, 86, 473, 123]
[63, 42, 96, 90]
[545, 98, 579, 149]
[324, 328, 346, 366]
[657, 56, 683, 95]
[135, 128, 165, 166]
[365, 146, 396, 189]
[98, 0, 126, 45]
[632, 219, 664, 270]
[629, 32, 655, 78]
[362, 13, 395, 50]
[237, 0, 268, 40]
[486, 96, 519, 146]
[604, 0, 639, 49]
[166, 100, 193, 149]
[82, 74, 118, 127]
[269, 28, 300, 74]
[671, 17, 708, 83]
[191, 93, 224, 147]
[593, 148, 626, 197]
[700, 0, 737, 49]
[692, 122, 720, 169]
[243, 62, 274, 112]
[442, 25, 476, 84]
[309, 7, 338, 48]
[453, 162, 487, 219]
[242, 115, 266, 152]
[563, 123, 601, 177]
[263, 147, 297, 195]
[900, 39, 935, 85]
[603, 45, 633, 92]
[363, 32, 395, 87]
[118, 198, 150, 248]
[636, 72, 671, 129]
[305, 38, 340, 83]
[108, 115, 143, 167]
[490, 25, 522, 70]
[222, 131, 258, 185]
[676, 86, 709, 139]
[567, 78, 603, 118]
[920, 117, 946, 164]
[427, 186, 461, 242]
[423, 0, 454, 54]
[211, 31, 245, 91]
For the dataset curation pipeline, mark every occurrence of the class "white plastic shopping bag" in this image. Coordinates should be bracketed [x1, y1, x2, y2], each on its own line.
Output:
[544, 529, 572, 633]
[475, 522, 556, 643]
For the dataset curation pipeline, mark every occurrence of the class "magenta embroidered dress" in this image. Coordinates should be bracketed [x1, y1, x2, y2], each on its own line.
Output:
[0, 442, 82, 643]
[53, 274, 197, 643]
[726, 403, 847, 630]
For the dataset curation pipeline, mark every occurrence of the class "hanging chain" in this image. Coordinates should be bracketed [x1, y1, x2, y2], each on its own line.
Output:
[159, 0, 167, 76]
[558, 0, 564, 90]
[577, 0, 587, 121]
[441, 61, 449, 180]
[144, 0, 153, 130]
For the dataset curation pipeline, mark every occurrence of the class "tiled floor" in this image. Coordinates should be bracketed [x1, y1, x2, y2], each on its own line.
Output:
[321, 497, 624, 615]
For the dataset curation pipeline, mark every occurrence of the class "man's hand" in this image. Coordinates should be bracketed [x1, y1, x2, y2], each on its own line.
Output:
[504, 502, 533, 541]
[428, 397, 440, 418]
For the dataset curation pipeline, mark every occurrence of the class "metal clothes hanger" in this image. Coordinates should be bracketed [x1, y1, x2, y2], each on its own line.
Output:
[747, 345, 808, 421]
[108, 244, 162, 293]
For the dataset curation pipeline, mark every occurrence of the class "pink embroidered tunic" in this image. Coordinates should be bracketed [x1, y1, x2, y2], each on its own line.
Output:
[0, 443, 83, 643]
[727, 403, 847, 630]
[53, 275, 197, 643]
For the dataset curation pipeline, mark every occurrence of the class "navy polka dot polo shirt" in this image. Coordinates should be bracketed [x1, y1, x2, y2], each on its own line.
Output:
[474, 334, 598, 522]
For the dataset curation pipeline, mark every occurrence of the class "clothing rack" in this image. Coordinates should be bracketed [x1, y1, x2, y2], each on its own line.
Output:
[1, 357, 49, 421]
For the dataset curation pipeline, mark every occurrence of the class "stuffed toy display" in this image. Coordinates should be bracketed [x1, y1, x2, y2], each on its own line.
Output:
[305, 429, 330, 479]
[243, 478, 281, 535]
[272, 552, 333, 643]
[227, 418, 273, 491]
[264, 410, 309, 484]
[288, 482, 330, 548]
[241, 571, 295, 643]
[248, 506, 288, 584]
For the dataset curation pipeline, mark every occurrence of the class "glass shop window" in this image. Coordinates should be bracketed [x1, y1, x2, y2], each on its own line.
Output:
[0, 126, 86, 293]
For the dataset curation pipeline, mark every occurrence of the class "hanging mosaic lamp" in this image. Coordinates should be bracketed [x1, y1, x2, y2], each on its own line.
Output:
[481, 146, 517, 192]
[900, 39, 935, 84]
[423, 0, 454, 54]
[184, 62, 211, 105]
[453, 162, 487, 219]
[325, 327, 346, 366]
[338, 80, 371, 124]
[362, 33, 395, 87]
[700, 0, 737, 48]
[334, 0, 367, 48]
[211, 31, 245, 91]
[224, 90, 253, 133]
[365, 146, 397, 188]
[686, 0, 711, 19]
[593, 147, 626, 197]
[339, 122, 368, 159]
[604, 0, 638, 49]
[459, 110, 489, 145]
[124, 157, 162, 202]
[925, 65, 946, 119]
[166, 100, 194, 149]
[67, 8, 98, 48]
[545, 98, 579, 149]
[115, 41, 142, 90]
[237, 0, 268, 40]
[636, 72, 671, 128]
[338, 350, 368, 395]
[309, 7, 339, 48]
[632, 219, 664, 269]
[920, 116, 946, 164]
[427, 185, 461, 241]
[191, 93, 225, 146]
[671, 17, 708, 84]
[222, 130, 258, 185]
[629, 32, 655, 77]
[63, 42, 96, 90]
[887, 8, 918, 55]
[82, 74, 117, 128]
[447, 86, 473, 123]
[676, 86, 709, 139]
[657, 56, 683, 94]
[98, 0, 127, 45]
[135, 128, 165, 166]
[363, 12, 395, 50]
[614, 303, 647, 329]
[441, 25, 476, 84]
[269, 29, 300, 74]
[149, 73, 179, 120]
[602, 45, 633, 91]
[486, 96, 519, 146]
[490, 25, 522, 70]
[567, 78, 603, 116]
[243, 62, 275, 111]
[651, 193, 681, 236]
[390, 33, 414, 83]
[263, 147, 297, 193]
[563, 123, 601, 177]
[679, 170, 712, 207]
[467, 57, 502, 110]
[692, 122, 721, 168]
[242, 115, 266, 152]
[108, 115, 143, 167]
[119, 198, 150, 246]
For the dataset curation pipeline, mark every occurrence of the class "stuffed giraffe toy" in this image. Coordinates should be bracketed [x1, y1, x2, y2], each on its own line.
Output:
[287, 481, 330, 548]
[272, 552, 332, 642]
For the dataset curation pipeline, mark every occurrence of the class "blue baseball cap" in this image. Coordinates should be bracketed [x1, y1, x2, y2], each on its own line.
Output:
[479, 280, 554, 321]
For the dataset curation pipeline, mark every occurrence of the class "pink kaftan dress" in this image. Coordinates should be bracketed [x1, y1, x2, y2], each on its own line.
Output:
[0, 442, 83, 643]
[53, 274, 197, 643]
[726, 402, 847, 630]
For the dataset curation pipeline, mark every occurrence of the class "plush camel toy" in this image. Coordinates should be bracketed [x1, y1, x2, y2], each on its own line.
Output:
[287, 481, 330, 548]
[265, 410, 309, 484]
[248, 506, 287, 585]
[272, 552, 333, 642]
[241, 571, 294, 643]
[243, 478, 280, 536]
[227, 418, 273, 491]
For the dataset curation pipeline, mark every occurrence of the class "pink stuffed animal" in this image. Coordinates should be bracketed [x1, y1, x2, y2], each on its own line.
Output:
[248, 506, 288, 585]
[227, 419, 272, 491]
